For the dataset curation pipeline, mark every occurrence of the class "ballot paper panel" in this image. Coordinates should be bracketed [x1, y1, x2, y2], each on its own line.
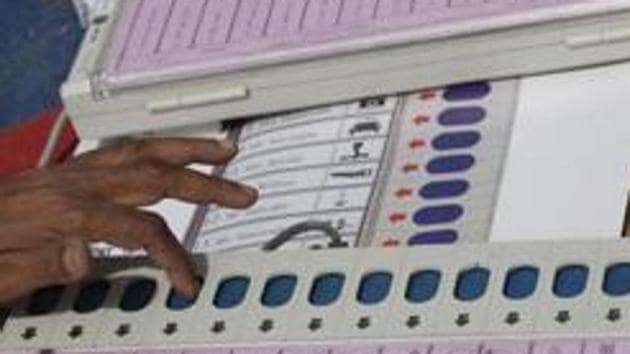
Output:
[191, 81, 517, 252]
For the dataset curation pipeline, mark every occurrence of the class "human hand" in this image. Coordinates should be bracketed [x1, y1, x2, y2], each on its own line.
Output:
[0, 138, 257, 303]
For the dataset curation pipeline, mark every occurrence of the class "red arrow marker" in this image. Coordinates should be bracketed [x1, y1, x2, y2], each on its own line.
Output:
[402, 163, 421, 174]
[412, 113, 431, 125]
[409, 138, 426, 149]
[418, 88, 438, 101]
[388, 212, 407, 224]
[395, 188, 414, 199]
[382, 238, 401, 248]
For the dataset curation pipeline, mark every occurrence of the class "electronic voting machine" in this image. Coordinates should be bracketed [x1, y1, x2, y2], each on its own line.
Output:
[63, 0, 630, 138]
[4, 1, 630, 353]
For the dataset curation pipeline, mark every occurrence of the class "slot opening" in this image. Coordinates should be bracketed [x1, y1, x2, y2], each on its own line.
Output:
[622, 193, 630, 237]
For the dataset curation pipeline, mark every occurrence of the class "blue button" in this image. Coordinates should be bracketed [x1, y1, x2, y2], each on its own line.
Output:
[553, 265, 589, 298]
[406, 270, 441, 303]
[408, 230, 459, 245]
[357, 272, 393, 305]
[444, 82, 491, 101]
[432, 131, 481, 151]
[309, 273, 345, 306]
[120, 279, 157, 312]
[503, 266, 539, 300]
[426, 155, 475, 174]
[603, 263, 630, 296]
[166, 277, 203, 311]
[455, 267, 491, 301]
[420, 180, 470, 199]
[438, 107, 486, 126]
[213, 276, 251, 309]
[166, 290, 194, 311]
[261, 275, 298, 308]
[74, 280, 110, 314]
[28, 285, 65, 316]
[413, 205, 464, 225]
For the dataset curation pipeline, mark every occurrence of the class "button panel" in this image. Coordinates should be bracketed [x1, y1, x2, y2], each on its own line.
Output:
[372, 80, 518, 246]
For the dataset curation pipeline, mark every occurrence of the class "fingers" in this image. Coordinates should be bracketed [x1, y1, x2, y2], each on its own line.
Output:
[153, 166, 258, 208]
[0, 242, 92, 304]
[0, 137, 257, 300]
[0, 223, 60, 251]
[0, 205, 198, 300]
[64, 204, 198, 298]
[75, 138, 238, 168]
[80, 160, 258, 208]
[68, 138, 259, 208]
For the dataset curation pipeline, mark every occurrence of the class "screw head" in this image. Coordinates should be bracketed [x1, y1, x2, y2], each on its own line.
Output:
[505, 311, 520, 325]
[455, 313, 470, 327]
[115, 324, 131, 337]
[259, 319, 274, 333]
[68, 325, 83, 339]
[21, 327, 37, 340]
[163, 322, 178, 335]
[211, 321, 225, 334]
[555, 310, 571, 324]
[92, 15, 109, 25]
[607, 308, 622, 322]
[308, 318, 322, 331]
[406, 315, 421, 328]
[357, 317, 371, 329]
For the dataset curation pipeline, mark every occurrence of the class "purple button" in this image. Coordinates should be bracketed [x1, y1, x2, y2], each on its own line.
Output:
[443, 82, 491, 101]
[419, 180, 470, 199]
[413, 205, 464, 225]
[408, 230, 458, 245]
[438, 107, 486, 126]
[432, 131, 481, 151]
[426, 155, 475, 174]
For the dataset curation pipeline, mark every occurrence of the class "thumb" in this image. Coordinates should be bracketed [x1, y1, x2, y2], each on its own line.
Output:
[0, 242, 93, 304]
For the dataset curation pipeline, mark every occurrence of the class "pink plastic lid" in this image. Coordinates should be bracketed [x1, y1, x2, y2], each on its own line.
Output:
[102, 0, 623, 87]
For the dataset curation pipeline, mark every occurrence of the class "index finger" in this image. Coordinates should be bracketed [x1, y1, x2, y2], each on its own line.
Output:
[74, 138, 238, 168]
[23, 199, 200, 299]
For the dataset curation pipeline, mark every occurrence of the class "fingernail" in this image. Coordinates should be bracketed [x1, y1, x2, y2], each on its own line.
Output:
[219, 140, 237, 155]
[242, 184, 259, 201]
[181, 275, 200, 301]
[190, 277, 202, 299]
[62, 246, 89, 281]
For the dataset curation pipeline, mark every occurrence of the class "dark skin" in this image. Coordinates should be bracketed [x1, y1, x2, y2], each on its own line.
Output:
[0, 138, 258, 304]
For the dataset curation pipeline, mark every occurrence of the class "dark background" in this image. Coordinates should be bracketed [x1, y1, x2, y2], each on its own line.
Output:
[0, 0, 83, 128]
